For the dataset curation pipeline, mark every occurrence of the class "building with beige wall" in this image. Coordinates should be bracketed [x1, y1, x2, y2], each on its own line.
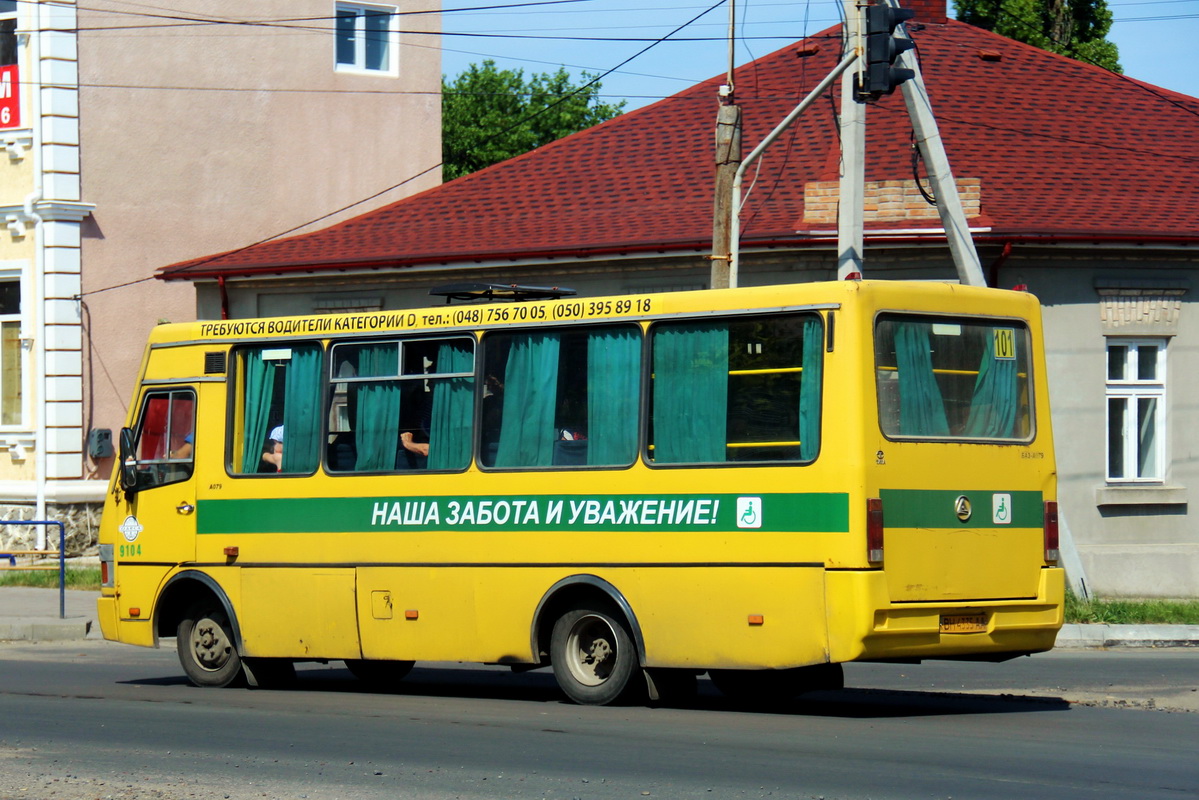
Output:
[0, 0, 441, 550]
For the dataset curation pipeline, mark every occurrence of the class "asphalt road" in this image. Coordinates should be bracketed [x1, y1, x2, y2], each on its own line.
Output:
[1, 642, 1196, 800]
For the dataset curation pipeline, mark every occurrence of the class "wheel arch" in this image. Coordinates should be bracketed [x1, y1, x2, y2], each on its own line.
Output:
[531, 575, 646, 667]
[154, 570, 243, 651]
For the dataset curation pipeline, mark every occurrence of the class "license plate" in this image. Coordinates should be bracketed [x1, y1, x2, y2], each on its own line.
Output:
[940, 613, 987, 633]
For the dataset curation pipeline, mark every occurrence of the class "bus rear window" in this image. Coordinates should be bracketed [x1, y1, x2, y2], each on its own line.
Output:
[874, 315, 1032, 441]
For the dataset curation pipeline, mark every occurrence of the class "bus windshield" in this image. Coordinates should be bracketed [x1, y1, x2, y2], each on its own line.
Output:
[874, 314, 1033, 441]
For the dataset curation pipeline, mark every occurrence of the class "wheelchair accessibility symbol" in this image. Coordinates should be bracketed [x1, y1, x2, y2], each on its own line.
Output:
[736, 497, 762, 529]
[993, 493, 1012, 525]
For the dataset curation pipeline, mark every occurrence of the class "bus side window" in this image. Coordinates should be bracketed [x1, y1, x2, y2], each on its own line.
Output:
[131, 389, 196, 489]
[480, 325, 640, 469]
[326, 337, 475, 473]
[231, 344, 323, 476]
[649, 313, 822, 464]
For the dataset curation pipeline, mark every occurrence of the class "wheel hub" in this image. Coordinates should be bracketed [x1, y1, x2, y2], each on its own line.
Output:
[192, 617, 231, 671]
[568, 615, 618, 686]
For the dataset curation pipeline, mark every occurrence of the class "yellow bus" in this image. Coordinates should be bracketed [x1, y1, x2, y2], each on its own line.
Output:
[97, 280, 1063, 705]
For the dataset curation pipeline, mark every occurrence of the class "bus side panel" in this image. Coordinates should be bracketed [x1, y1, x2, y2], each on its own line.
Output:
[357, 566, 495, 662]
[355, 566, 831, 670]
[623, 566, 831, 670]
[239, 568, 360, 659]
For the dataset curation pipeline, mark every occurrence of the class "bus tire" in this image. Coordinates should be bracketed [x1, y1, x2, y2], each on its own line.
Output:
[550, 606, 639, 706]
[344, 659, 415, 687]
[709, 663, 844, 703]
[177, 601, 243, 688]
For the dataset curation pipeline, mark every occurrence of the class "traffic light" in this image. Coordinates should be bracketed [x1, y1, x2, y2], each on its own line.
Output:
[856, 1, 916, 101]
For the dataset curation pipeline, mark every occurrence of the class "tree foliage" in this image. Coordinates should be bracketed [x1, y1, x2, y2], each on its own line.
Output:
[442, 60, 626, 181]
[954, 0, 1121, 72]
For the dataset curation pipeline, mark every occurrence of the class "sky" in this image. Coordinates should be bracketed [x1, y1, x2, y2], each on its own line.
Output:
[437, 0, 1199, 110]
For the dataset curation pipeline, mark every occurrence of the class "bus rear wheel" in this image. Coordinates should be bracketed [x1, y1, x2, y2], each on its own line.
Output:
[177, 602, 242, 688]
[550, 606, 639, 705]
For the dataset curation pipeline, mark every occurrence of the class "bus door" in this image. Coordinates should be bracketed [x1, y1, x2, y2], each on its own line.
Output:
[115, 387, 199, 574]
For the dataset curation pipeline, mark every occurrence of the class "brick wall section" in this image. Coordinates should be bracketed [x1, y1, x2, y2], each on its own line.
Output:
[803, 178, 982, 224]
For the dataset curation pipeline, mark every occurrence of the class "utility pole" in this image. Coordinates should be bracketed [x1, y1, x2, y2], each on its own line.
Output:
[837, 0, 866, 280]
[895, 30, 986, 286]
[846, 0, 986, 287]
[710, 0, 742, 290]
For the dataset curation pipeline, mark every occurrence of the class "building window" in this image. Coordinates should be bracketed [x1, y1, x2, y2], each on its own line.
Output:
[0, 1, 16, 68]
[1106, 339, 1165, 482]
[335, 3, 396, 74]
[0, 280, 21, 426]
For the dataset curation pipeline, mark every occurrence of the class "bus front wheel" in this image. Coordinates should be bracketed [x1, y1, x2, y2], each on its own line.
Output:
[550, 607, 639, 705]
[177, 602, 243, 688]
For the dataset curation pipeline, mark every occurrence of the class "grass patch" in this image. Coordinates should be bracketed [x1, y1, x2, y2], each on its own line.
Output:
[1066, 591, 1199, 625]
[0, 566, 101, 591]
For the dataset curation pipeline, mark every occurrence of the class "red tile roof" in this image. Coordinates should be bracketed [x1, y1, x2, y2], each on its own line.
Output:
[160, 18, 1199, 281]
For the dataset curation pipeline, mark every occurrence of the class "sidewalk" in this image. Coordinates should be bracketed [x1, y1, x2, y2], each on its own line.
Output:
[2, 586, 1197, 647]
[0, 586, 100, 642]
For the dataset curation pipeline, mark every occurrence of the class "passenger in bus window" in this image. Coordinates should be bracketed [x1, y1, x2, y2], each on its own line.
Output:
[400, 431, 429, 457]
[480, 374, 504, 464]
[260, 438, 282, 472]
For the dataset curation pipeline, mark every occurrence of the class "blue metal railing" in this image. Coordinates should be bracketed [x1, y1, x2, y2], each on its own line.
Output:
[0, 520, 68, 619]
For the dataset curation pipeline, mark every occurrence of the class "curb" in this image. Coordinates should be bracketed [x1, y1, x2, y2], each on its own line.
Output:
[1055, 623, 1199, 649]
[0, 618, 92, 642]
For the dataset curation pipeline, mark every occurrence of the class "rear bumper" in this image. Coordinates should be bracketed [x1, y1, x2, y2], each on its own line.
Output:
[827, 566, 1064, 662]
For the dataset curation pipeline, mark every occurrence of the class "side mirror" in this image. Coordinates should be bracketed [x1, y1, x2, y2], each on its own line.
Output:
[119, 427, 139, 495]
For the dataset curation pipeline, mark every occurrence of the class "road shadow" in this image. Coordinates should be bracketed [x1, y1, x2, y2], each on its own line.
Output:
[206, 663, 1073, 718]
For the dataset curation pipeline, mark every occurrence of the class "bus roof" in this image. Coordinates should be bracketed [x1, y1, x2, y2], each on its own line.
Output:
[147, 280, 1042, 346]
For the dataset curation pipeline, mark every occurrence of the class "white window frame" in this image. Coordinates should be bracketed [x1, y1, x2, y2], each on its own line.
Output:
[1105, 338, 1166, 483]
[334, 2, 399, 76]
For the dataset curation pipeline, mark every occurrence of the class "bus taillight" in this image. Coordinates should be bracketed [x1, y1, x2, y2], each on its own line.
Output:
[1043, 501, 1060, 563]
[867, 497, 884, 564]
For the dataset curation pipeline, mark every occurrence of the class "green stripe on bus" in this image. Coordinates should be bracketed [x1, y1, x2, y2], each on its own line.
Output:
[196, 492, 850, 535]
[879, 489, 1043, 528]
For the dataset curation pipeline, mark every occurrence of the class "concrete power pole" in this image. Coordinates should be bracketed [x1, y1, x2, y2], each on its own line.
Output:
[895, 31, 986, 286]
[838, 0, 866, 280]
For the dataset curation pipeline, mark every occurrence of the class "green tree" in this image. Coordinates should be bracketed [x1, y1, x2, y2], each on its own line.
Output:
[954, 0, 1121, 72]
[442, 60, 626, 181]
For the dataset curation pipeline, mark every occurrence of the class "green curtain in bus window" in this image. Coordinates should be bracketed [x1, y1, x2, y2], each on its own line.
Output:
[964, 329, 1018, 438]
[894, 322, 950, 437]
[281, 345, 322, 473]
[240, 350, 276, 473]
[799, 315, 823, 460]
[428, 341, 474, 470]
[586, 328, 639, 465]
[652, 324, 729, 463]
[353, 343, 402, 471]
[495, 333, 560, 467]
